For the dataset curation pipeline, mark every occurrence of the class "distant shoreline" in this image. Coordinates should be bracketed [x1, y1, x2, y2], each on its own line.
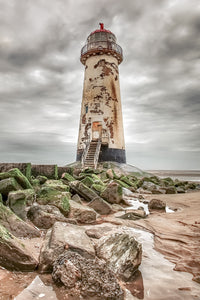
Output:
[146, 170, 200, 182]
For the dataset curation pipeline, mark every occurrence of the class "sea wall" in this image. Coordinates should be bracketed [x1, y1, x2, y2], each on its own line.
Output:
[0, 163, 70, 179]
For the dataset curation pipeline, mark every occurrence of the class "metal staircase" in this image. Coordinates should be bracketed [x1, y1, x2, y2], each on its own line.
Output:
[82, 139, 101, 169]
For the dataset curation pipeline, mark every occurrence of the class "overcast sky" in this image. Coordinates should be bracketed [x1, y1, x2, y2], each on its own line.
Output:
[0, 0, 200, 170]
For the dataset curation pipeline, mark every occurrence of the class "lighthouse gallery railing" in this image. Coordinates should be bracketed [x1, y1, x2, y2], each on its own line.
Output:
[81, 41, 123, 57]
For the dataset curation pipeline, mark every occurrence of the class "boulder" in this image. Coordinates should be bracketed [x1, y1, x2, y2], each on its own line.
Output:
[0, 193, 2, 203]
[111, 204, 125, 212]
[0, 201, 40, 238]
[115, 179, 130, 189]
[0, 177, 22, 197]
[71, 193, 82, 204]
[88, 197, 112, 215]
[62, 172, 75, 182]
[8, 189, 35, 220]
[96, 233, 142, 281]
[43, 180, 70, 192]
[52, 251, 124, 300]
[91, 183, 105, 193]
[69, 200, 97, 223]
[39, 222, 95, 272]
[36, 175, 48, 184]
[27, 204, 76, 229]
[164, 186, 177, 194]
[37, 187, 70, 216]
[0, 224, 38, 271]
[81, 176, 94, 187]
[106, 168, 114, 179]
[120, 176, 136, 188]
[148, 198, 166, 210]
[118, 210, 146, 220]
[176, 186, 186, 193]
[69, 181, 100, 202]
[0, 168, 32, 189]
[101, 182, 123, 204]
[142, 181, 166, 194]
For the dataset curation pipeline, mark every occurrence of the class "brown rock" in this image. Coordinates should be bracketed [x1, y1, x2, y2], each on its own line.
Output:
[148, 198, 166, 210]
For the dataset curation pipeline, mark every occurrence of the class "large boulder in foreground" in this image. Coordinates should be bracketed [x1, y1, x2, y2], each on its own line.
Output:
[8, 189, 35, 220]
[52, 251, 124, 300]
[0, 224, 38, 271]
[101, 181, 123, 204]
[27, 204, 76, 229]
[96, 233, 142, 281]
[69, 200, 97, 223]
[39, 222, 95, 272]
[0, 202, 40, 238]
[0, 168, 32, 189]
[37, 187, 70, 216]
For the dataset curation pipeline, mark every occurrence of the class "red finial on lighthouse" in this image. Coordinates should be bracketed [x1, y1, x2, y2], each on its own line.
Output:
[99, 23, 104, 30]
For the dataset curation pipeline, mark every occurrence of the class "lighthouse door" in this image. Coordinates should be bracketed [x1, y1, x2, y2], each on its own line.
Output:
[92, 122, 102, 141]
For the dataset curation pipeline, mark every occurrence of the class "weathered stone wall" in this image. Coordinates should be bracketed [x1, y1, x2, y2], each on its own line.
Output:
[0, 163, 69, 179]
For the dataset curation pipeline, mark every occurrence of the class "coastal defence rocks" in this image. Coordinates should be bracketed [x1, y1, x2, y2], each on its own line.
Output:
[0, 163, 199, 298]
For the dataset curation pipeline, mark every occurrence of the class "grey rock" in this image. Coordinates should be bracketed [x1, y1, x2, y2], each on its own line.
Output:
[101, 181, 123, 204]
[96, 233, 142, 281]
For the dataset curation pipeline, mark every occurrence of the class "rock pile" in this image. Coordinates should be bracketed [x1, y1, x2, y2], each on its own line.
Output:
[0, 164, 199, 298]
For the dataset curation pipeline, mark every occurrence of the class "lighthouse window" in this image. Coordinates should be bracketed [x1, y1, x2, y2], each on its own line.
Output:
[85, 105, 88, 113]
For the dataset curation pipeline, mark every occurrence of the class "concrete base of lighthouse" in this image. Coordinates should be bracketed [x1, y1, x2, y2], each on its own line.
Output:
[76, 147, 126, 164]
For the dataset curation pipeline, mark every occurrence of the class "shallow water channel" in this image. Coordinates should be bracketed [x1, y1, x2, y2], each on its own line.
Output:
[123, 227, 200, 300]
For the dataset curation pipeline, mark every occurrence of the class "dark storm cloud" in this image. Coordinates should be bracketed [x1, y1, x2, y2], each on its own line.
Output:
[0, 0, 199, 169]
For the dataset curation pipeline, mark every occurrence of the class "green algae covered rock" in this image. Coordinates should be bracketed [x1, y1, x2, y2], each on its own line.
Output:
[43, 180, 70, 192]
[91, 184, 105, 194]
[62, 172, 76, 182]
[0, 177, 22, 197]
[37, 187, 70, 216]
[0, 168, 32, 189]
[8, 189, 35, 220]
[0, 201, 40, 238]
[120, 176, 137, 188]
[101, 182, 123, 204]
[0, 224, 38, 271]
[36, 175, 48, 184]
[81, 176, 94, 188]
[114, 179, 130, 189]
[69, 181, 101, 202]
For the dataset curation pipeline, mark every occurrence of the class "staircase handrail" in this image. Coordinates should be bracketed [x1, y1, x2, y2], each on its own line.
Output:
[94, 138, 101, 169]
[81, 136, 91, 167]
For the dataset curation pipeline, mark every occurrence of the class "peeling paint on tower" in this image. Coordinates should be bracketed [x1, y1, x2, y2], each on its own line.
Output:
[77, 23, 126, 163]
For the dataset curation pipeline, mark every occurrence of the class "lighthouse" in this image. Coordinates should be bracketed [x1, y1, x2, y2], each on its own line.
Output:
[77, 23, 126, 168]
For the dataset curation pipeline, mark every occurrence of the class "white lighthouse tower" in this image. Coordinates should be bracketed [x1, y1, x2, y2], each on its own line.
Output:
[77, 23, 126, 168]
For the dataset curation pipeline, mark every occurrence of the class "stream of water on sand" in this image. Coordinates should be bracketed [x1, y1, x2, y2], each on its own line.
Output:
[124, 227, 200, 300]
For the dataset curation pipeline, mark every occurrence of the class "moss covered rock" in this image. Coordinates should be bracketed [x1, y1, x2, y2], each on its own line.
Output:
[8, 189, 35, 220]
[0, 201, 40, 238]
[81, 176, 94, 188]
[91, 184, 105, 193]
[62, 172, 76, 182]
[0, 224, 38, 271]
[114, 179, 130, 189]
[0, 168, 32, 189]
[69, 181, 100, 202]
[36, 175, 48, 184]
[0, 194, 2, 203]
[0, 177, 22, 197]
[37, 187, 70, 216]
[43, 180, 70, 192]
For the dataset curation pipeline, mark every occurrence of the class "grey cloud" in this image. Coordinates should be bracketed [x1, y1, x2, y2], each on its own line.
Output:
[0, 0, 199, 169]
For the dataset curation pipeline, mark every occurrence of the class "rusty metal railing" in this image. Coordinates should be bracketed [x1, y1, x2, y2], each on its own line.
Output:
[94, 138, 102, 169]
